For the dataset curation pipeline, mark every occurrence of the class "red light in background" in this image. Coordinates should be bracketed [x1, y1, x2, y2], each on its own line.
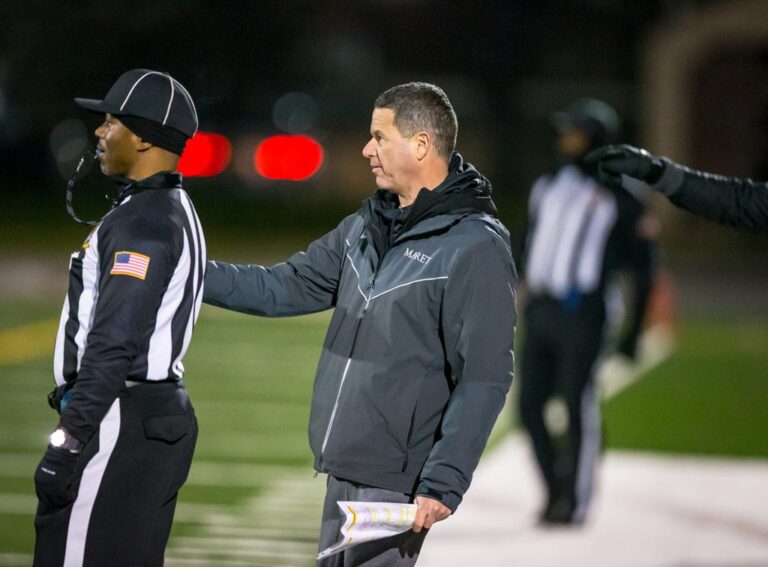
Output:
[178, 132, 232, 177]
[254, 135, 324, 181]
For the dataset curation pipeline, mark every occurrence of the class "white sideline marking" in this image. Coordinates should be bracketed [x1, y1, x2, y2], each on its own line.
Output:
[598, 326, 675, 400]
[419, 437, 768, 567]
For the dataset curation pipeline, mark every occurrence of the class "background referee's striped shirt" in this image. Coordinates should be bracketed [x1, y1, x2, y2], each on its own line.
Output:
[525, 165, 621, 298]
[53, 172, 205, 442]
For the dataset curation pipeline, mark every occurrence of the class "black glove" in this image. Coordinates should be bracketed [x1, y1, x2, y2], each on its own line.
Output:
[585, 144, 665, 187]
[34, 446, 78, 509]
[616, 333, 639, 361]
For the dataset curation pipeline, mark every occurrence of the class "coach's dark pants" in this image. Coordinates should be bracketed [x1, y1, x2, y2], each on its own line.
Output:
[34, 382, 197, 567]
[518, 295, 605, 522]
[317, 476, 427, 567]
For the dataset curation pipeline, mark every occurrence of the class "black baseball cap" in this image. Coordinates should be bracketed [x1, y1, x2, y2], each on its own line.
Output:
[550, 99, 621, 146]
[75, 69, 198, 138]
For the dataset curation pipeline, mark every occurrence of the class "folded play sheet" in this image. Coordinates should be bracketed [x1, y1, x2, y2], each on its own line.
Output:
[317, 501, 418, 560]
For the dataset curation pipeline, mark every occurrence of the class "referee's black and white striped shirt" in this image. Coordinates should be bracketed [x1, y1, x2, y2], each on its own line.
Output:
[523, 164, 646, 300]
[53, 171, 205, 442]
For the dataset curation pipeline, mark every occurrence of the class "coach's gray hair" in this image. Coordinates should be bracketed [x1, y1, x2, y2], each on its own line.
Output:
[374, 82, 457, 160]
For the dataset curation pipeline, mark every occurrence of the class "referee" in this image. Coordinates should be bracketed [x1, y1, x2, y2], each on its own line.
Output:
[518, 100, 656, 525]
[34, 69, 205, 566]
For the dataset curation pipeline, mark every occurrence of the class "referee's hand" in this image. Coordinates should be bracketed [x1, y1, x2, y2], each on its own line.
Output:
[412, 496, 451, 533]
[34, 446, 78, 509]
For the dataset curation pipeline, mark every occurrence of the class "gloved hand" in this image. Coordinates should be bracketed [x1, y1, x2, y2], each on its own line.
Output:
[586, 144, 665, 187]
[616, 333, 639, 361]
[34, 446, 78, 509]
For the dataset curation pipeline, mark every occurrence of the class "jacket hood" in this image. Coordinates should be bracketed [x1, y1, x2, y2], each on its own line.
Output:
[435, 152, 494, 197]
[407, 152, 497, 224]
[364, 152, 497, 255]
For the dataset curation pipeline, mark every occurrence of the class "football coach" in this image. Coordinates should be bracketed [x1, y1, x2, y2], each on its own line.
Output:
[203, 82, 517, 565]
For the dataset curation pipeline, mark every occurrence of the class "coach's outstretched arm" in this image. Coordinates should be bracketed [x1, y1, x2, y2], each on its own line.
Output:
[203, 215, 355, 316]
[587, 144, 768, 231]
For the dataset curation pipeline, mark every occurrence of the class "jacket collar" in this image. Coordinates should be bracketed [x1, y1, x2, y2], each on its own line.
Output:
[115, 171, 182, 204]
[363, 152, 497, 254]
[392, 213, 469, 243]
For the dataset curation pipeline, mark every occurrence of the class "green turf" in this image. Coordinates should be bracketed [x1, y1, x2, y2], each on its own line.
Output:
[1, 299, 767, 560]
[0, 300, 61, 331]
[0, 304, 327, 561]
[184, 308, 325, 467]
[604, 319, 768, 458]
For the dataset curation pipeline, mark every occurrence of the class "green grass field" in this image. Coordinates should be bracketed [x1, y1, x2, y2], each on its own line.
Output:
[0, 302, 328, 566]
[603, 319, 768, 457]
[1, 300, 766, 565]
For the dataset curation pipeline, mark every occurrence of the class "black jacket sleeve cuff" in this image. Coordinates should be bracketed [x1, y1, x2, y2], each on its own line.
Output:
[654, 158, 686, 196]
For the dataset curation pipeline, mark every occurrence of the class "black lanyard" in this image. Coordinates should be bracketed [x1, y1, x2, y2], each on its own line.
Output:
[65, 149, 101, 226]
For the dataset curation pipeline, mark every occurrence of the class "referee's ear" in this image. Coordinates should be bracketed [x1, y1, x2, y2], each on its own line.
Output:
[123, 127, 153, 153]
[135, 138, 153, 153]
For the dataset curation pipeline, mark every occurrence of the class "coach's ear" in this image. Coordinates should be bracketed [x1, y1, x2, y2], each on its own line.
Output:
[412, 130, 431, 161]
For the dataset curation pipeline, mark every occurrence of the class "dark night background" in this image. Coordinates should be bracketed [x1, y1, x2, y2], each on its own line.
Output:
[1, 0, 767, 298]
[0, 4, 767, 563]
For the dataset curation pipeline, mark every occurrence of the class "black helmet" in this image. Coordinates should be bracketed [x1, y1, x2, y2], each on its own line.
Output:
[551, 98, 621, 148]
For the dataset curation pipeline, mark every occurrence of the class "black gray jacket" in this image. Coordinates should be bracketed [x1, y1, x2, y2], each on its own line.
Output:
[656, 159, 768, 230]
[203, 154, 517, 511]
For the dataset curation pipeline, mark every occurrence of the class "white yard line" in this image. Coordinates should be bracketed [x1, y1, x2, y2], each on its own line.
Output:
[0, 493, 35, 515]
[0, 554, 33, 567]
[165, 470, 324, 566]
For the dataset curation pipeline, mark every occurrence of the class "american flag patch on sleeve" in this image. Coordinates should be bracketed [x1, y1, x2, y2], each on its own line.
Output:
[110, 251, 151, 280]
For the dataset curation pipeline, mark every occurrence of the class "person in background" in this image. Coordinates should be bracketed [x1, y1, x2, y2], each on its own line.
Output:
[517, 99, 656, 525]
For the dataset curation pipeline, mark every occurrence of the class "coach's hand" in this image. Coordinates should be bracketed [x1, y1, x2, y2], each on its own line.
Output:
[586, 144, 665, 187]
[413, 496, 451, 533]
[35, 446, 78, 508]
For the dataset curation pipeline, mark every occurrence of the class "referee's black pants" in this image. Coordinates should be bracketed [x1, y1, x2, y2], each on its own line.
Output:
[34, 382, 197, 567]
[518, 294, 605, 523]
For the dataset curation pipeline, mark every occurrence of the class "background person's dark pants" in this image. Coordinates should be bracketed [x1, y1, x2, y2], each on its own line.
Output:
[34, 382, 197, 567]
[518, 295, 605, 523]
[317, 476, 427, 567]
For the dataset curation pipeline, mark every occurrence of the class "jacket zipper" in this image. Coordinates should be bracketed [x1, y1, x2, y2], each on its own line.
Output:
[315, 214, 472, 474]
[316, 248, 386, 474]
[320, 357, 352, 456]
